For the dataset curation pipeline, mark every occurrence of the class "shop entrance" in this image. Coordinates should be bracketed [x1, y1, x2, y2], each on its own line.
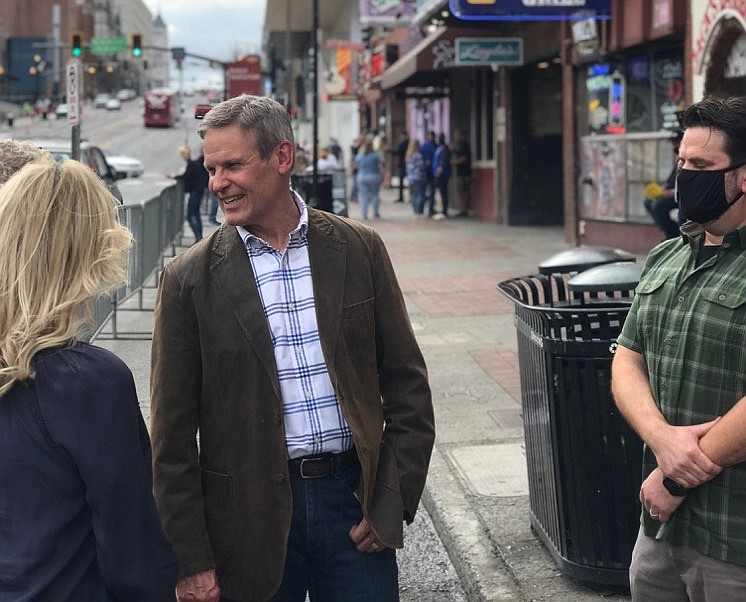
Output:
[509, 62, 564, 225]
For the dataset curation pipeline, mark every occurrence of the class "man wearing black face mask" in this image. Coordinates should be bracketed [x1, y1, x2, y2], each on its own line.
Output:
[612, 95, 746, 601]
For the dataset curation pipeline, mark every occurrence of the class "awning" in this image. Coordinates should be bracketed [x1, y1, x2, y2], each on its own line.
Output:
[381, 27, 503, 90]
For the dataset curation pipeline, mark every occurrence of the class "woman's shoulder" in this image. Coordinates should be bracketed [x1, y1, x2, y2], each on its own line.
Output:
[35, 342, 132, 387]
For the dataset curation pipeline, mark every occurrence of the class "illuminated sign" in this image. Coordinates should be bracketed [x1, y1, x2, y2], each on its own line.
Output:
[449, 0, 611, 20]
[455, 38, 523, 65]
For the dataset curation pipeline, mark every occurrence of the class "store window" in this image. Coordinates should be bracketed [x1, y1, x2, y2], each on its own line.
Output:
[583, 50, 684, 136]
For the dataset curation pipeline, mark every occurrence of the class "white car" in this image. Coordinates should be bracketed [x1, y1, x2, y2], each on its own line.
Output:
[93, 93, 110, 108]
[103, 150, 144, 178]
[105, 98, 121, 111]
[55, 103, 68, 119]
[116, 88, 137, 101]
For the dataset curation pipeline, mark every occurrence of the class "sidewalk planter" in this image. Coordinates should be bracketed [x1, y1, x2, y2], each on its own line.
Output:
[497, 260, 643, 591]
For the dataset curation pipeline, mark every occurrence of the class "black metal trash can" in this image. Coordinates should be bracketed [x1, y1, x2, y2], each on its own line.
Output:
[497, 264, 644, 590]
[538, 246, 636, 276]
[292, 172, 334, 213]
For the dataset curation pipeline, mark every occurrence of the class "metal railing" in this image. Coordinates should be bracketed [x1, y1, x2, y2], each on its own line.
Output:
[90, 181, 185, 340]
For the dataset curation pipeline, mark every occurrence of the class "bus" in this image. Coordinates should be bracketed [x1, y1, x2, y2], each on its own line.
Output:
[143, 88, 180, 128]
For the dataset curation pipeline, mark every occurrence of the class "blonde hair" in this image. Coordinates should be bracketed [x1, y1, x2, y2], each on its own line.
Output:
[0, 160, 133, 396]
[0, 139, 53, 185]
[405, 138, 420, 161]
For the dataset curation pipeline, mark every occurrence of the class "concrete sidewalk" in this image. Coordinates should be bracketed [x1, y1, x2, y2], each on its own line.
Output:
[97, 187, 634, 601]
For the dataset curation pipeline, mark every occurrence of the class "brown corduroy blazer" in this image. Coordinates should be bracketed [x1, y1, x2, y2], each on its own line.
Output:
[150, 207, 435, 601]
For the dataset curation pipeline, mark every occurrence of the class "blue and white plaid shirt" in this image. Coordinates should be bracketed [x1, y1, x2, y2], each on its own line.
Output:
[237, 195, 353, 459]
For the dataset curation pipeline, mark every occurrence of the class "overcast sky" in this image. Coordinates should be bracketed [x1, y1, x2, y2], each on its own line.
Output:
[142, 0, 266, 62]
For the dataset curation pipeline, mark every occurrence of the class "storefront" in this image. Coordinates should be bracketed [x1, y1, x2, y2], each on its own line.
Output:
[575, 0, 687, 253]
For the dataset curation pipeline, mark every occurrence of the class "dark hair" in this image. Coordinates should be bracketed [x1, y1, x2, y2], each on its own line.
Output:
[681, 96, 746, 164]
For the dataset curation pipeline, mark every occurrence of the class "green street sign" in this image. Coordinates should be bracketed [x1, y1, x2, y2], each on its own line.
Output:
[90, 36, 128, 55]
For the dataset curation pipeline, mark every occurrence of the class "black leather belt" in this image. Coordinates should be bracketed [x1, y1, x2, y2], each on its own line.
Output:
[288, 448, 359, 479]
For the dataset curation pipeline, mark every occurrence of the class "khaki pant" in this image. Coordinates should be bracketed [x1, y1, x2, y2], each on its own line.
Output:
[630, 527, 746, 601]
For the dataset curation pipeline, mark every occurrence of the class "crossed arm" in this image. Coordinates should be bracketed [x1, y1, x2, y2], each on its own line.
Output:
[612, 345, 746, 522]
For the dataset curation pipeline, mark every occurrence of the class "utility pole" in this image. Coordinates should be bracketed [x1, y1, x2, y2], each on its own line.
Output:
[311, 0, 319, 204]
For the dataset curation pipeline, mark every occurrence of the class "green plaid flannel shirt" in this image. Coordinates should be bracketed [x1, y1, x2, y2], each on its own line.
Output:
[618, 225, 746, 565]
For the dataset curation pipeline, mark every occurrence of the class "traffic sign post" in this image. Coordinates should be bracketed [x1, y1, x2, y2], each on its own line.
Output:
[66, 60, 82, 160]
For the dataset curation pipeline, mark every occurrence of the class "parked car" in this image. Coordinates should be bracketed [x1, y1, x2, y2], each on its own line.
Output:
[93, 93, 110, 108]
[105, 98, 121, 111]
[55, 103, 69, 119]
[103, 150, 145, 178]
[194, 104, 213, 119]
[27, 138, 125, 203]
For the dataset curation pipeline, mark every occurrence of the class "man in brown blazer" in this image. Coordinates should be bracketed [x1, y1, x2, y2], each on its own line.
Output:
[150, 95, 435, 602]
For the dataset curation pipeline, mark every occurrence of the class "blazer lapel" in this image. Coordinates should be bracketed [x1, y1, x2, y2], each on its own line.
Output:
[209, 227, 281, 398]
[307, 210, 346, 378]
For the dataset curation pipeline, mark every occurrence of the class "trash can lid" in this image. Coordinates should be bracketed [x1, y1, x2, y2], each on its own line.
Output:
[538, 246, 636, 275]
[567, 261, 643, 292]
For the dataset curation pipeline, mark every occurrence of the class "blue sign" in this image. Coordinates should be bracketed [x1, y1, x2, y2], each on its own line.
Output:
[449, 0, 611, 21]
[455, 38, 523, 66]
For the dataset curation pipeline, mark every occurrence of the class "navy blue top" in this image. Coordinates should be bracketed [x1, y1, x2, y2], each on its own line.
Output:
[0, 342, 177, 601]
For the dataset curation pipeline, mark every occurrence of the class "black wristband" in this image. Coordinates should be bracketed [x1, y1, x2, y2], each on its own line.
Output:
[662, 476, 689, 497]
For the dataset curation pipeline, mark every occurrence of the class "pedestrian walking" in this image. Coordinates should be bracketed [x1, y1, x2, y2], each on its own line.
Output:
[167, 144, 209, 243]
[406, 138, 427, 214]
[612, 95, 746, 601]
[355, 133, 385, 220]
[150, 95, 435, 602]
[420, 131, 437, 216]
[432, 133, 452, 219]
[0, 159, 178, 601]
[395, 131, 409, 203]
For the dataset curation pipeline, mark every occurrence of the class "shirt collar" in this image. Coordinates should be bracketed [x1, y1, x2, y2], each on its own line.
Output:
[237, 190, 309, 248]
[681, 221, 746, 252]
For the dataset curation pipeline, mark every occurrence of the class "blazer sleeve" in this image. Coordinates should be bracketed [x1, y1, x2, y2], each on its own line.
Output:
[369, 230, 435, 523]
[150, 261, 216, 578]
[37, 348, 178, 601]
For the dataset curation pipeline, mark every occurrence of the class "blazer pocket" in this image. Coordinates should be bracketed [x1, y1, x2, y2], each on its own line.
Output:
[342, 297, 375, 321]
[200, 468, 235, 573]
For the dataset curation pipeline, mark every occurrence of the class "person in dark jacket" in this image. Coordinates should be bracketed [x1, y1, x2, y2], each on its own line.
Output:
[432, 133, 452, 219]
[170, 145, 209, 242]
[0, 159, 178, 601]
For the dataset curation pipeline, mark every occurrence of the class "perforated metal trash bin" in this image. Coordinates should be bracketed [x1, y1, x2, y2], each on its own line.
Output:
[497, 270, 643, 590]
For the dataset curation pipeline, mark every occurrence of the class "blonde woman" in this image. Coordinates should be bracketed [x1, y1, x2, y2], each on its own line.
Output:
[0, 161, 178, 600]
[354, 134, 385, 220]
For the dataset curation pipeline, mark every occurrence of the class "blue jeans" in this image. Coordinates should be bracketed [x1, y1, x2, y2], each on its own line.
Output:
[357, 177, 381, 219]
[436, 175, 450, 215]
[271, 461, 399, 601]
[186, 190, 203, 241]
[409, 180, 426, 214]
[208, 191, 219, 223]
[643, 196, 680, 239]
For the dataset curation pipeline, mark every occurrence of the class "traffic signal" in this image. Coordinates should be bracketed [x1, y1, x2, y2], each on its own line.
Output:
[131, 33, 143, 58]
[71, 32, 83, 58]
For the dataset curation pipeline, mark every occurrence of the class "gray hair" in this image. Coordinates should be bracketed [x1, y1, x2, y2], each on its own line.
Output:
[0, 139, 53, 185]
[197, 95, 294, 160]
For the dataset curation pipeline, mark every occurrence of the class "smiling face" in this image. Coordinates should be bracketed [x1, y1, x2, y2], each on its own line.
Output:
[203, 125, 294, 229]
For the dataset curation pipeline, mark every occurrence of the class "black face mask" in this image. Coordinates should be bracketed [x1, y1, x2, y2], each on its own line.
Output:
[676, 161, 746, 225]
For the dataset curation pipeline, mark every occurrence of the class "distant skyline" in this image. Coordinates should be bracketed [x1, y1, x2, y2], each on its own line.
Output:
[141, 0, 266, 89]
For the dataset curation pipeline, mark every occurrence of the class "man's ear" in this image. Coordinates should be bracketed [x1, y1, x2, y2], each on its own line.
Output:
[277, 140, 294, 176]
